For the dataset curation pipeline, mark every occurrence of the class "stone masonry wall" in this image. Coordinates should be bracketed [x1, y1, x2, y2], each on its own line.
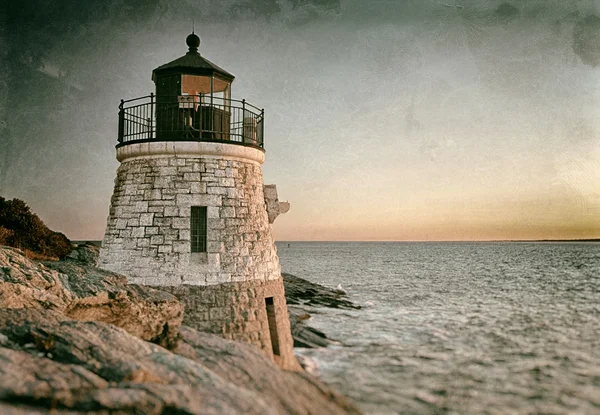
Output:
[158, 278, 299, 371]
[98, 155, 281, 286]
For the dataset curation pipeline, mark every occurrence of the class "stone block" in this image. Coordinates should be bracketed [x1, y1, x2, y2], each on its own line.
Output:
[133, 201, 149, 213]
[226, 188, 240, 198]
[209, 307, 229, 320]
[154, 217, 172, 227]
[157, 166, 178, 175]
[222, 262, 236, 273]
[207, 218, 225, 230]
[207, 241, 225, 253]
[127, 218, 140, 227]
[145, 227, 159, 235]
[153, 177, 172, 188]
[176, 193, 222, 207]
[148, 189, 162, 200]
[175, 182, 191, 189]
[164, 207, 179, 217]
[207, 206, 219, 219]
[244, 320, 262, 333]
[191, 182, 207, 193]
[158, 245, 173, 253]
[149, 200, 175, 206]
[119, 229, 132, 238]
[218, 273, 232, 282]
[116, 219, 128, 230]
[183, 172, 201, 181]
[220, 207, 235, 218]
[153, 158, 169, 167]
[236, 207, 249, 217]
[207, 186, 227, 196]
[137, 238, 150, 248]
[202, 175, 218, 183]
[139, 213, 154, 226]
[173, 241, 189, 253]
[123, 238, 138, 250]
[150, 235, 165, 245]
[131, 227, 145, 238]
[173, 218, 189, 229]
[220, 178, 235, 187]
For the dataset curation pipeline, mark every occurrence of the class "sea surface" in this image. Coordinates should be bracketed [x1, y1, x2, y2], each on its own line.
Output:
[275, 242, 600, 415]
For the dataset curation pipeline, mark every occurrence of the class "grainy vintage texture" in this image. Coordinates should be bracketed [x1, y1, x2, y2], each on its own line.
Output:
[99, 153, 280, 286]
[0, 246, 183, 348]
[99, 144, 297, 368]
[159, 278, 298, 370]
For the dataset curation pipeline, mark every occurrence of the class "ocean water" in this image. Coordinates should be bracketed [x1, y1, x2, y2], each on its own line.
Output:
[276, 242, 600, 415]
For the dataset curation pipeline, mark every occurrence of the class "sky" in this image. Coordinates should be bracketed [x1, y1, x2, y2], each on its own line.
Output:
[1, 0, 599, 241]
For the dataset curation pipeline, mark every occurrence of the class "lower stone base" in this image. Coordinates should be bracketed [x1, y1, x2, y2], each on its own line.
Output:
[156, 278, 300, 371]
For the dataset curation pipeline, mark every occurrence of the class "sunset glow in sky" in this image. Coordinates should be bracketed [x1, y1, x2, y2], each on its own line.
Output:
[1, 0, 599, 241]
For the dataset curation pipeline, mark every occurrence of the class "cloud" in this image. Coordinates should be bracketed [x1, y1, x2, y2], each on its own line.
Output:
[573, 14, 600, 67]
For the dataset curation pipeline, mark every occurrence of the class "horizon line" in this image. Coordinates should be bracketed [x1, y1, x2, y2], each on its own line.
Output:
[73, 238, 600, 243]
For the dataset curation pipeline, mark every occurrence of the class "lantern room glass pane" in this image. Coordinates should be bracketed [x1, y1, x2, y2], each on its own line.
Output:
[181, 75, 230, 95]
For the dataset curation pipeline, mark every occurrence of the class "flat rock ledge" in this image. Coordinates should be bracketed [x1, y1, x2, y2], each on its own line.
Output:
[1, 245, 182, 348]
[0, 246, 362, 414]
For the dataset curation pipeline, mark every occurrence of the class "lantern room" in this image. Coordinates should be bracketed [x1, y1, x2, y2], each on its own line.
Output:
[152, 32, 234, 105]
[117, 32, 264, 148]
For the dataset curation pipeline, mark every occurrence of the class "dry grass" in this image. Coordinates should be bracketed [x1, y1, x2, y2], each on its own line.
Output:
[23, 249, 59, 262]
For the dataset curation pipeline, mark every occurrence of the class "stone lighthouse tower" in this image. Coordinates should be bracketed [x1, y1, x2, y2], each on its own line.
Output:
[98, 33, 297, 369]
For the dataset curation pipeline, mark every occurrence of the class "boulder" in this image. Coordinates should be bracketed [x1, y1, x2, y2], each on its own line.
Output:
[282, 273, 360, 309]
[0, 246, 183, 348]
[282, 273, 360, 349]
[0, 308, 361, 415]
[65, 242, 100, 265]
[288, 305, 335, 348]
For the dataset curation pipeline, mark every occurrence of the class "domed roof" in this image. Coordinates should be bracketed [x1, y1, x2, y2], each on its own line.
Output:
[152, 33, 235, 82]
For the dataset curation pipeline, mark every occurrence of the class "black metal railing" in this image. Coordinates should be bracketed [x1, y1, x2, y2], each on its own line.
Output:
[117, 94, 264, 149]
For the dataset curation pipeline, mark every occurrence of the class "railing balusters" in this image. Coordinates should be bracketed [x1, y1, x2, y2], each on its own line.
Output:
[118, 94, 264, 149]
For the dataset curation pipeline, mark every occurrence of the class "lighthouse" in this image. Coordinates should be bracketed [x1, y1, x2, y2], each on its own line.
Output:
[98, 33, 297, 369]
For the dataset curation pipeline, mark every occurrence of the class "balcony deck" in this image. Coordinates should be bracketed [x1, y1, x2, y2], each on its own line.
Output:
[117, 94, 264, 151]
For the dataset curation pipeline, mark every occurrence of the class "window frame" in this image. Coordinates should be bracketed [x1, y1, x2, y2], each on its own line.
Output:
[190, 206, 207, 253]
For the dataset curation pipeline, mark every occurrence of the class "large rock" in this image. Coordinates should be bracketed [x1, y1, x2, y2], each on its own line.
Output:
[0, 246, 183, 348]
[282, 273, 360, 349]
[64, 242, 100, 265]
[282, 273, 360, 310]
[0, 308, 361, 415]
[288, 305, 334, 348]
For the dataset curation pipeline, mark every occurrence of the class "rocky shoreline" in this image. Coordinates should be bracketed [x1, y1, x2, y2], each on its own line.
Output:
[283, 273, 361, 349]
[0, 243, 362, 414]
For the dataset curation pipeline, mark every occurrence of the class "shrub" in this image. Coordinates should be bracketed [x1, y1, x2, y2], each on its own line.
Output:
[0, 196, 72, 259]
[0, 226, 15, 246]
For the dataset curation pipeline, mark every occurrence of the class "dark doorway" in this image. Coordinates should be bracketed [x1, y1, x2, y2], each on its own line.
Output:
[265, 297, 280, 356]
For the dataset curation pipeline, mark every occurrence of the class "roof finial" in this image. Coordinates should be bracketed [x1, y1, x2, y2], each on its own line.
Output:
[192, 19, 195, 34]
[186, 30, 200, 54]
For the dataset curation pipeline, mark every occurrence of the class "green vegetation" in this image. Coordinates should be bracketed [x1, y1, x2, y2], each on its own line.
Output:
[0, 197, 71, 260]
